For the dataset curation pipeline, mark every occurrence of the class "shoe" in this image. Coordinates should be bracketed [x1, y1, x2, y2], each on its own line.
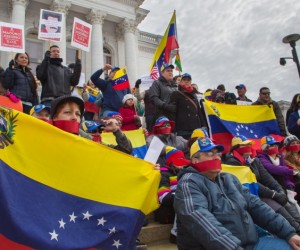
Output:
[169, 233, 177, 244]
[136, 238, 147, 250]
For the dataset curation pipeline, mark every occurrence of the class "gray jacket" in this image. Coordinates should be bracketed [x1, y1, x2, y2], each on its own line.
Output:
[174, 167, 295, 250]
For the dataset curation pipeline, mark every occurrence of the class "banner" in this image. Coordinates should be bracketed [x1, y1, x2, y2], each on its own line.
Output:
[38, 9, 64, 42]
[0, 22, 24, 53]
[71, 17, 92, 52]
[0, 106, 159, 249]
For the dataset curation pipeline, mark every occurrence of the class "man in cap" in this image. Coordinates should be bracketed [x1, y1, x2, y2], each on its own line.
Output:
[252, 87, 287, 136]
[235, 84, 252, 102]
[174, 137, 300, 250]
[90, 64, 130, 117]
[30, 104, 51, 122]
[149, 63, 177, 119]
[169, 73, 207, 139]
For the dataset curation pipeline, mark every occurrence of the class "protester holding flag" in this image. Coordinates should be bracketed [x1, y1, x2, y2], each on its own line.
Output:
[36, 45, 81, 107]
[174, 137, 300, 250]
[224, 135, 300, 233]
[3, 52, 38, 114]
[82, 80, 101, 122]
[169, 73, 207, 139]
[90, 64, 130, 117]
[149, 63, 177, 120]
[252, 87, 287, 136]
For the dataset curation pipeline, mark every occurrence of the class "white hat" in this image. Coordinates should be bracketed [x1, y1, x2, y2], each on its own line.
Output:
[122, 94, 136, 104]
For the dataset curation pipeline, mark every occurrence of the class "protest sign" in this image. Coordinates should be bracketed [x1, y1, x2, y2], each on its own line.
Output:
[38, 9, 63, 42]
[71, 17, 92, 52]
[0, 22, 24, 53]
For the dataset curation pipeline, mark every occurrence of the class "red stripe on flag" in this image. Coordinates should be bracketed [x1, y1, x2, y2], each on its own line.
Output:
[112, 81, 130, 91]
[0, 234, 34, 250]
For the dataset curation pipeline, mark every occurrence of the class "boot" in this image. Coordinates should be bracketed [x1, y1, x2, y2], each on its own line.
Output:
[277, 206, 300, 233]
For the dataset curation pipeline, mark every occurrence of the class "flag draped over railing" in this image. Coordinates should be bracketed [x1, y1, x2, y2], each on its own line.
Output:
[0, 106, 160, 250]
[149, 10, 179, 80]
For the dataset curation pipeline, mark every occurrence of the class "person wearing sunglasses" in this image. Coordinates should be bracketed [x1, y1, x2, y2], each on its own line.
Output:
[174, 137, 300, 250]
[252, 87, 287, 136]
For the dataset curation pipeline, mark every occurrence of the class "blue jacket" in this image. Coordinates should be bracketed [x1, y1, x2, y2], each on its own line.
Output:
[90, 69, 130, 112]
[3, 66, 38, 105]
[288, 111, 300, 139]
[174, 167, 295, 250]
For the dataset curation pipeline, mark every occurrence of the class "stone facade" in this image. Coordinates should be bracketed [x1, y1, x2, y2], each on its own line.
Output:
[0, 0, 160, 85]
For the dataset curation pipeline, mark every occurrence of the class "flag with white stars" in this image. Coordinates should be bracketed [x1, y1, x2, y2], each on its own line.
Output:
[204, 100, 284, 152]
[111, 67, 130, 91]
[0, 106, 160, 250]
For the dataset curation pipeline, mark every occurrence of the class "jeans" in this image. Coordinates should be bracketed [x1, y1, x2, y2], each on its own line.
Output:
[252, 236, 292, 250]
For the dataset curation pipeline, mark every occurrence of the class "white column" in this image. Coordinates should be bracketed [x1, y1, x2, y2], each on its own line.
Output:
[118, 19, 138, 85]
[87, 10, 106, 74]
[51, 0, 71, 64]
[10, 0, 29, 25]
[116, 26, 125, 67]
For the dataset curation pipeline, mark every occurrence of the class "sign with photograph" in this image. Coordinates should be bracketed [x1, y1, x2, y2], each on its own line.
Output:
[71, 17, 92, 52]
[0, 22, 25, 53]
[38, 9, 64, 42]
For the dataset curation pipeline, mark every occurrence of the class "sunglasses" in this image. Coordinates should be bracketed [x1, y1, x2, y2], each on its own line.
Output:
[261, 92, 270, 96]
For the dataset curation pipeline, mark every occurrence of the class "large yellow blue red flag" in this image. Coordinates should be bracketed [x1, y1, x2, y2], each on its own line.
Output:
[149, 10, 179, 79]
[0, 106, 160, 249]
[204, 100, 284, 152]
[101, 128, 147, 159]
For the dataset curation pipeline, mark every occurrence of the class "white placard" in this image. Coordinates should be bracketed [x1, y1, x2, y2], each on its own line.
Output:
[140, 74, 154, 91]
[144, 136, 165, 164]
[71, 17, 92, 52]
[236, 100, 252, 106]
[38, 9, 64, 42]
[0, 22, 25, 53]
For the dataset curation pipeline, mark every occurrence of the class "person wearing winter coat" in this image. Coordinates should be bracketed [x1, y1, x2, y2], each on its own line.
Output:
[174, 137, 300, 250]
[119, 94, 141, 131]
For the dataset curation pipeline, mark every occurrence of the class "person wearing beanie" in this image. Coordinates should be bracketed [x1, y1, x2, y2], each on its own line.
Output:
[119, 94, 141, 131]
[174, 137, 300, 249]
[146, 116, 189, 166]
[169, 73, 208, 139]
[224, 135, 300, 234]
[51, 95, 132, 154]
[155, 146, 190, 244]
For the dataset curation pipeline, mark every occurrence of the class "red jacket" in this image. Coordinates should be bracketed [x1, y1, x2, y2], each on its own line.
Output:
[119, 105, 138, 131]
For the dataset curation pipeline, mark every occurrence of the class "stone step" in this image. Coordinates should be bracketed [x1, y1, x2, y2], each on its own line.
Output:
[147, 242, 177, 250]
[138, 221, 172, 244]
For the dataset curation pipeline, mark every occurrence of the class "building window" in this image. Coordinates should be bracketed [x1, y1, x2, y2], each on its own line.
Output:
[103, 47, 112, 65]
[25, 40, 43, 75]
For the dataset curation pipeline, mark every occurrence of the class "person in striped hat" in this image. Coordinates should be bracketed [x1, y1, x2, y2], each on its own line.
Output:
[156, 146, 190, 244]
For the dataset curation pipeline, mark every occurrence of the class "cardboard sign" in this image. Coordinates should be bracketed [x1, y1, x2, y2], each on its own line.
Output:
[0, 22, 24, 53]
[71, 17, 92, 52]
[38, 9, 64, 42]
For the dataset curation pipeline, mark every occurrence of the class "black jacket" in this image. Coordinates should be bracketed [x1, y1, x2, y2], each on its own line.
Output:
[3, 66, 38, 105]
[169, 86, 207, 132]
[36, 58, 81, 102]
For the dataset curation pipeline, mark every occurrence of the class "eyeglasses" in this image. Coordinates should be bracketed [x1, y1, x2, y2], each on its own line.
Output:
[261, 92, 270, 96]
[204, 151, 222, 157]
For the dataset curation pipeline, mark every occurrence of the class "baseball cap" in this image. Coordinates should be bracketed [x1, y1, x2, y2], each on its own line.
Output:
[260, 135, 280, 150]
[161, 63, 174, 72]
[181, 73, 192, 80]
[111, 66, 120, 72]
[30, 104, 50, 116]
[191, 128, 209, 139]
[154, 116, 175, 130]
[166, 146, 191, 167]
[190, 138, 224, 157]
[235, 84, 247, 91]
[82, 121, 103, 132]
[232, 135, 254, 147]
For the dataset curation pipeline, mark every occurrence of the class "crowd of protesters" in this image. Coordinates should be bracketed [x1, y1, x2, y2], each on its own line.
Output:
[3, 47, 300, 249]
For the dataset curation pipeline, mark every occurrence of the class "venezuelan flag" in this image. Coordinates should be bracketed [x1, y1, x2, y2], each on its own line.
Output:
[222, 164, 259, 196]
[112, 67, 130, 91]
[101, 129, 147, 159]
[204, 100, 283, 152]
[0, 106, 159, 249]
[164, 10, 179, 63]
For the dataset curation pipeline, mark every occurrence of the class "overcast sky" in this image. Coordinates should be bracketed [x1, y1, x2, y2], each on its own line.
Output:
[139, 0, 300, 102]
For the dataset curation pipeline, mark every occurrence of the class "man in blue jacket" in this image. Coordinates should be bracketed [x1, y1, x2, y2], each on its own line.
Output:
[174, 138, 300, 250]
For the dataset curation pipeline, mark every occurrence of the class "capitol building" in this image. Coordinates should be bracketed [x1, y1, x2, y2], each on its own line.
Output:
[0, 0, 160, 84]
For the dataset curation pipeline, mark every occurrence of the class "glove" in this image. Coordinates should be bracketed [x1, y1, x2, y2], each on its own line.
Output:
[163, 103, 176, 113]
[273, 192, 288, 206]
[9, 59, 15, 70]
[44, 50, 51, 61]
[134, 115, 142, 128]
[135, 79, 141, 88]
